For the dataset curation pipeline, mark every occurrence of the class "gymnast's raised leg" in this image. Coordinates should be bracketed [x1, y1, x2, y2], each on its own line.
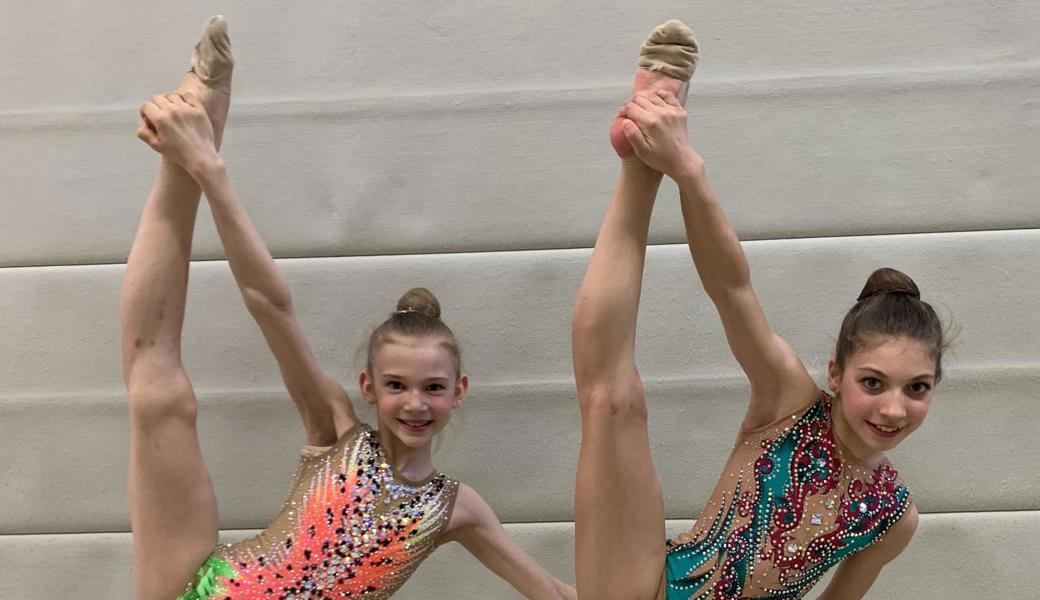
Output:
[120, 16, 233, 599]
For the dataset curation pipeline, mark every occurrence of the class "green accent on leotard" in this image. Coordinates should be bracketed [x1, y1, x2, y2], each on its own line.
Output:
[176, 555, 240, 600]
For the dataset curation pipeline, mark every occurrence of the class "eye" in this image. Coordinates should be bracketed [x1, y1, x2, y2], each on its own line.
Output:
[908, 382, 932, 396]
[385, 380, 405, 391]
[861, 377, 883, 391]
[426, 383, 446, 392]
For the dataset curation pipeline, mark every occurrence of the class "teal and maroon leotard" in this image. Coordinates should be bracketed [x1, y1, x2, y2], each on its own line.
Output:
[664, 392, 912, 599]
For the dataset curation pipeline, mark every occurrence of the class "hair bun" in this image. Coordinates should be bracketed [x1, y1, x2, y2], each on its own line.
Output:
[857, 267, 921, 302]
[396, 287, 441, 319]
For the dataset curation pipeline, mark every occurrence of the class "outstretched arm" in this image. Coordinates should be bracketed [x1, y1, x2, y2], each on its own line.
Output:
[440, 484, 576, 600]
[191, 162, 356, 444]
[137, 89, 354, 445]
[621, 90, 816, 427]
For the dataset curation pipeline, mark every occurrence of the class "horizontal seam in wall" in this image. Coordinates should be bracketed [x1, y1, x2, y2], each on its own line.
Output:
[1, 360, 1037, 404]
[5, 510, 1040, 537]
[3, 227, 1039, 270]
[2, 60, 1038, 127]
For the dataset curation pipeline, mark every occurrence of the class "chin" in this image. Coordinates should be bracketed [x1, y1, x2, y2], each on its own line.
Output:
[403, 433, 434, 447]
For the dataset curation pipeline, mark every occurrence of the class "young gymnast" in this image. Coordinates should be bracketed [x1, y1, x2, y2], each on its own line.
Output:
[122, 16, 575, 600]
[571, 20, 942, 600]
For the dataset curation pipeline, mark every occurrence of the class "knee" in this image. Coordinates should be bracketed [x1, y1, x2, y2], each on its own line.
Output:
[577, 381, 648, 423]
[126, 366, 197, 426]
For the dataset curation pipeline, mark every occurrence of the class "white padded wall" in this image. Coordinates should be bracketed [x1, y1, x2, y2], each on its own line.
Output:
[2, 0, 1037, 598]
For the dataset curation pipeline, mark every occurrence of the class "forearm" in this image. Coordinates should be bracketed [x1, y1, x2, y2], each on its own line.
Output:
[674, 163, 752, 299]
[553, 578, 577, 600]
[504, 563, 574, 600]
[189, 160, 347, 440]
[572, 161, 662, 379]
[194, 161, 294, 314]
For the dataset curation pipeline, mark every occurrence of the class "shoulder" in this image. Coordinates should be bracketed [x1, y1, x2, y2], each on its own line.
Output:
[340, 420, 370, 446]
[440, 483, 499, 541]
[817, 503, 918, 598]
[446, 483, 492, 528]
[882, 501, 919, 551]
[858, 501, 919, 566]
[743, 335, 818, 423]
[740, 386, 825, 434]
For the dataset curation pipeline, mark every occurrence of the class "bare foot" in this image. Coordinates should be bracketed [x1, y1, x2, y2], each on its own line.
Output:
[179, 15, 234, 150]
[609, 20, 698, 159]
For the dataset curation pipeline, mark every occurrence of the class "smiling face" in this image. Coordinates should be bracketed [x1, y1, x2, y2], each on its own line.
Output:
[828, 336, 936, 464]
[359, 335, 467, 449]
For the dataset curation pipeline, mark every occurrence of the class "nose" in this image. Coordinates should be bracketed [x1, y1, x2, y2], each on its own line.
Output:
[404, 389, 427, 411]
[878, 392, 908, 421]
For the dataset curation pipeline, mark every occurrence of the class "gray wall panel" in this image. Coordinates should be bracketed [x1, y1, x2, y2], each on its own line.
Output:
[2, 2, 1035, 597]
[3, 73, 1038, 266]
[1, 231, 1036, 395]
[3, 513, 1035, 599]
[3, 369, 1036, 534]
[2, 1, 1036, 111]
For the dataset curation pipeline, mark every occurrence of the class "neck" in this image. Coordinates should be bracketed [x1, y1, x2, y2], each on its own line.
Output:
[377, 428, 436, 484]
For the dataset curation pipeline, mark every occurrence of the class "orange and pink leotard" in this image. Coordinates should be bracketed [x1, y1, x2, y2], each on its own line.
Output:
[178, 423, 458, 600]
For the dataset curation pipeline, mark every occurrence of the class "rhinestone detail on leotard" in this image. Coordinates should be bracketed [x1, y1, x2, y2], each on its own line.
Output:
[179, 424, 458, 600]
[664, 392, 912, 599]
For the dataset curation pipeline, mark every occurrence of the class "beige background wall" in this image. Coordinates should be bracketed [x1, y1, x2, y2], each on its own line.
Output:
[1, 1, 1038, 597]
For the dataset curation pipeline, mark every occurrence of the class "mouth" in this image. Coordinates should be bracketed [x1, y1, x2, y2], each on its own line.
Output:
[866, 421, 903, 438]
[398, 419, 434, 434]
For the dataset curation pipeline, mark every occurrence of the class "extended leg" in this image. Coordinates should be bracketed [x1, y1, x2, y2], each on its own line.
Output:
[572, 160, 668, 600]
[121, 16, 233, 599]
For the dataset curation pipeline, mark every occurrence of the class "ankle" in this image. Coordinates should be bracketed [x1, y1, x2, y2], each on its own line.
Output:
[620, 157, 660, 177]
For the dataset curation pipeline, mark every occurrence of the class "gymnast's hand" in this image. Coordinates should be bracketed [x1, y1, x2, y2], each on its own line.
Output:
[618, 89, 702, 180]
[137, 91, 220, 176]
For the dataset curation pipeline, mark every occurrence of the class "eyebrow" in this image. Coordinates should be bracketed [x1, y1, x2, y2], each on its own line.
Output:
[381, 373, 450, 383]
[857, 367, 934, 381]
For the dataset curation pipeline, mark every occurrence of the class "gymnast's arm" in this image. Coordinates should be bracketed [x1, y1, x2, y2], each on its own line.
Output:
[191, 159, 356, 445]
[661, 109, 816, 426]
[438, 484, 577, 600]
[814, 504, 919, 599]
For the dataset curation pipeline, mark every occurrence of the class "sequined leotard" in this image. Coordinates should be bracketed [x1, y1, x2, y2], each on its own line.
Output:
[178, 423, 459, 600]
[663, 392, 912, 600]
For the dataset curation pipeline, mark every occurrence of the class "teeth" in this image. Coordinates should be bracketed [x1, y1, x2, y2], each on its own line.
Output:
[873, 424, 898, 433]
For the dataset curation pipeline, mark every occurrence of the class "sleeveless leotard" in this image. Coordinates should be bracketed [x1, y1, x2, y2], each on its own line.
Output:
[664, 391, 912, 599]
[178, 422, 459, 600]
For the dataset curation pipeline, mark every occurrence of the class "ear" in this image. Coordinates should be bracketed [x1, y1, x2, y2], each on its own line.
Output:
[359, 371, 377, 405]
[827, 357, 841, 393]
[452, 374, 469, 409]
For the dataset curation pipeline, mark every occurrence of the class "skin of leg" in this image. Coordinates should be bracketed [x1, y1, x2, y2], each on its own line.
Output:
[120, 17, 237, 597]
[121, 161, 220, 599]
[572, 161, 667, 599]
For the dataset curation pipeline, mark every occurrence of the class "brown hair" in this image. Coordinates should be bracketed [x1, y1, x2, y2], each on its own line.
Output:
[366, 288, 461, 376]
[834, 268, 946, 381]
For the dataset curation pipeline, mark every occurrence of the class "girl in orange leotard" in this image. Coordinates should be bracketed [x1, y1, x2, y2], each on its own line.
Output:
[122, 17, 575, 600]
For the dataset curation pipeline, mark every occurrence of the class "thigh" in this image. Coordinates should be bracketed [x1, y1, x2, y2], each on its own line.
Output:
[575, 386, 666, 600]
[127, 367, 218, 599]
